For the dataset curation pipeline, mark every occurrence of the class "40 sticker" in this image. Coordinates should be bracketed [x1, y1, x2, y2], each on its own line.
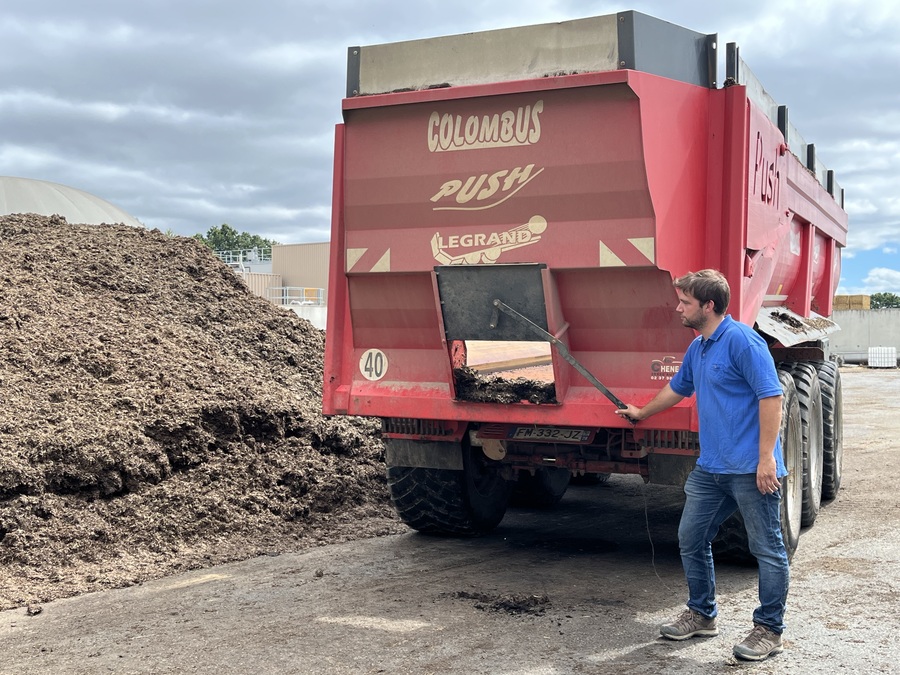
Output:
[359, 349, 388, 381]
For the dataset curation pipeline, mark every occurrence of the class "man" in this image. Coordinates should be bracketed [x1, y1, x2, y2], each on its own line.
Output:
[614, 269, 789, 662]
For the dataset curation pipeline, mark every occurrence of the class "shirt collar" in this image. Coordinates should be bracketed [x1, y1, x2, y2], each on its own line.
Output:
[703, 314, 733, 344]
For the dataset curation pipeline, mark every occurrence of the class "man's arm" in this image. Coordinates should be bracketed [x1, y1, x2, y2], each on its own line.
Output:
[614, 383, 685, 422]
[756, 394, 783, 494]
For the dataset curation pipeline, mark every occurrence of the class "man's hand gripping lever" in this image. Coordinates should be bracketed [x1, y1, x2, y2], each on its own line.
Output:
[612, 384, 684, 428]
[614, 403, 641, 426]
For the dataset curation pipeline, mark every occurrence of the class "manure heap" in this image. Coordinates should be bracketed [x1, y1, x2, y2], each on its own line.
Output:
[0, 214, 400, 610]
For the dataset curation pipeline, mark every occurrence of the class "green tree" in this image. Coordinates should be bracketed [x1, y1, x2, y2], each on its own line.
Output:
[193, 223, 277, 251]
[870, 292, 900, 309]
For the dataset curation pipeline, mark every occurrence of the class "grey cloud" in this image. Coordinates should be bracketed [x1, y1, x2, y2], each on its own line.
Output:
[1, 0, 898, 283]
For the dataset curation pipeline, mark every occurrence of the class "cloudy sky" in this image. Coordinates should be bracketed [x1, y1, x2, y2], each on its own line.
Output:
[1, 0, 898, 293]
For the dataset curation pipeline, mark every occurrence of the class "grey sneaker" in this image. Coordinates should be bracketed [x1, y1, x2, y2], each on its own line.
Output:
[659, 609, 719, 640]
[733, 624, 784, 661]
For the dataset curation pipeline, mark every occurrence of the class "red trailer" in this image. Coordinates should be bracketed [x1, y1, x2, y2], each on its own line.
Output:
[324, 12, 848, 557]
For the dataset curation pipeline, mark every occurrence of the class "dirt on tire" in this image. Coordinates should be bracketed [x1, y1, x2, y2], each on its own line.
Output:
[0, 213, 405, 610]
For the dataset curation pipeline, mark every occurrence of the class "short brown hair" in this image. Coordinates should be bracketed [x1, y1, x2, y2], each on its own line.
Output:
[674, 269, 730, 314]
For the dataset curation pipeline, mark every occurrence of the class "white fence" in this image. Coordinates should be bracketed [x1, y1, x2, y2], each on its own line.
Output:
[265, 286, 325, 307]
[216, 247, 272, 265]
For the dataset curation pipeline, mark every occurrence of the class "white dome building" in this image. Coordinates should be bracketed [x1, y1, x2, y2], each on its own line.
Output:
[0, 176, 143, 228]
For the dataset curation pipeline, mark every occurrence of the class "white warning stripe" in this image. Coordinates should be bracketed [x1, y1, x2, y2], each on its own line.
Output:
[628, 237, 655, 264]
[346, 248, 391, 273]
[346, 248, 366, 272]
[371, 249, 391, 272]
[599, 242, 625, 267]
[599, 237, 656, 267]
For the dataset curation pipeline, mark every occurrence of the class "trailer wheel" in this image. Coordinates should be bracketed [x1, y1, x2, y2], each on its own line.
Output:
[713, 370, 803, 562]
[811, 360, 843, 500]
[385, 439, 511, 536]
[511, 467, 571, 508]
[780, 362, 824, 527]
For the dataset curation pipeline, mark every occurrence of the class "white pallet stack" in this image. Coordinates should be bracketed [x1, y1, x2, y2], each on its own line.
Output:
[867, 346, 898, 369]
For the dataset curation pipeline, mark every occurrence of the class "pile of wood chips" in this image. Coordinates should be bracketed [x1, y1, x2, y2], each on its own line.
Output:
[0, 214, 403, 610]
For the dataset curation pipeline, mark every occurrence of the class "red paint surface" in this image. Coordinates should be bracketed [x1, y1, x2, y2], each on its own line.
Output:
[323, 69, 848, 430]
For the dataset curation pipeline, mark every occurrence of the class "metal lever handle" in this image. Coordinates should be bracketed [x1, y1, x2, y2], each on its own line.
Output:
[491, 299, 636, 423]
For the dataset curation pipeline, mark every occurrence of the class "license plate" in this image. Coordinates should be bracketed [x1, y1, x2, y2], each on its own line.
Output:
[509, 426, 593, 443]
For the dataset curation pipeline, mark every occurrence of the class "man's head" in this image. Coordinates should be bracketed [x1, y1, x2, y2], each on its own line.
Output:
[673, 270, 730, 314]
[673, 270, 730, 332]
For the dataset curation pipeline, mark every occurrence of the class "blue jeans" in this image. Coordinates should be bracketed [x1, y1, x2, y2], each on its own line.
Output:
[679, 468, 789, 634]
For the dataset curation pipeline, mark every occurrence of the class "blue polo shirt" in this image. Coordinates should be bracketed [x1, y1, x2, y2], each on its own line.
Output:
[669, 315, 786, 476]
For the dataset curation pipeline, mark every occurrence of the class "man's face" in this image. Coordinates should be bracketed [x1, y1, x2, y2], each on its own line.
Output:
[676, 289, 710, 331]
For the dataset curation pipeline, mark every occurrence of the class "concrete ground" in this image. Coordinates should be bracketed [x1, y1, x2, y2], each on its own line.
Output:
[0, 366, 896, 674]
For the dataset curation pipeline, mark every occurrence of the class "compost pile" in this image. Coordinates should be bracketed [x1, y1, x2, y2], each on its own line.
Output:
[0, 214, 404, 610]
[453, 367, 557, 404]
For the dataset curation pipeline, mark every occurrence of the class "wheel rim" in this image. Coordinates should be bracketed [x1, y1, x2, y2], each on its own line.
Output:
[467, 445, 505, 498]
[782, 403, 803, 545]
[778, 371, 803, 556]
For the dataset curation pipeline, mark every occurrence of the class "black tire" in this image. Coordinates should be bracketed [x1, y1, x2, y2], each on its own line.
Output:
[810, 360, 843, 500]
[570, 472, 611, 486]
[511, 467, 571, 508]
[386, 439, 511, 536]
[779, 362, 824, 527]
[713, 370, 803, 562]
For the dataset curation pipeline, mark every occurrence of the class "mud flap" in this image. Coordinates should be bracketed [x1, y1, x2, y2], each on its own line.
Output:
[384, 439, 464, 470]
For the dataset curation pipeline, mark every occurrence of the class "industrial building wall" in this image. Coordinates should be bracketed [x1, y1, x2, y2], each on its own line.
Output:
[272, 242, 329, 294]
[831, 309, 900, 364]
[231, 268, 327, 329]
[242, 272, 282, 300]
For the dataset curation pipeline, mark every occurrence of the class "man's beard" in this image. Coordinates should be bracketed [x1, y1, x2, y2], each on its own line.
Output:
[681, 314, 707, 331]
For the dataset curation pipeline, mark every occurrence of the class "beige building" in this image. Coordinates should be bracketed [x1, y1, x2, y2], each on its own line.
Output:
[234, 241, 330, 329]
[273, 242, 330, 295]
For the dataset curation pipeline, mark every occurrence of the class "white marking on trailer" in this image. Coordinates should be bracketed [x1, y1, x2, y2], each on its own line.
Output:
[432, 167, 545, 211]
[346, 248, 367, 272]
[370, 249, 391, 272]
[360, 349, 388, 381]
[599, 241, 626, 267]
[431, 216, 546, 265]
[765, 295, 788, 302]
[628, 237, 656, 264]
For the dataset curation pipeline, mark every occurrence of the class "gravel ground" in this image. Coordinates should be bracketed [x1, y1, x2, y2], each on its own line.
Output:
[0, 367, 895, 674]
